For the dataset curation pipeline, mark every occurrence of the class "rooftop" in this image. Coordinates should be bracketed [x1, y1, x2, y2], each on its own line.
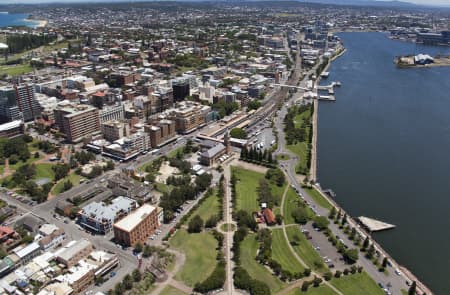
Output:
[114, 204, 156, 232]
[55, 239, 91, 262]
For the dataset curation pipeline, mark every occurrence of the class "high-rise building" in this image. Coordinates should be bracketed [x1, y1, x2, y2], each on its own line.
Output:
[54, 101, 100, 143]
[0, 84, 41, 123]
[172, 82, 190, 102]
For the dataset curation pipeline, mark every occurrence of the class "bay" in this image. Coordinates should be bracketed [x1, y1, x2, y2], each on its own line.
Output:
[0, 13, 39, 28]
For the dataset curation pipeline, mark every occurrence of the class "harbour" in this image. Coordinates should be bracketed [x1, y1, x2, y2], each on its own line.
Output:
[317, 31, 450, 295]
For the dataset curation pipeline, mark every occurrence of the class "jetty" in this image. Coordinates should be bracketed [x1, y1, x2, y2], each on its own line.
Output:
[358, 216, 396, 232]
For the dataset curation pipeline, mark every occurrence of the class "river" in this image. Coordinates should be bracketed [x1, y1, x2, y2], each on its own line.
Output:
[318, 32, 450, 295]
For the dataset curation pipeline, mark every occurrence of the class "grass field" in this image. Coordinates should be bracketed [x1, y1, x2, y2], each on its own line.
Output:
[35, 163, 55, 180]
[283, 187, 303, 225]
[170, 229, 218, 287]
[288, 284, 337, 295]
[331, 272, 385, 295]
[160, 286, 188, 295]
[240, 234, 285, 293]
[51, 173, 82, 195]
[276, 154, 290, 161]
[286, 226, 327, 272]
[272, 228, 305, 273]
[305, 188, 333, 210]
[187, 189, 219, 223]
[233, 166, 286, 213]
[287, 106, 312, 174]
[0, 64, 33, 76]
[232, 166, 264, 213]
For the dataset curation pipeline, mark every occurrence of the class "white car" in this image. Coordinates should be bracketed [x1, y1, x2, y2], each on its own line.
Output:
[395, 269, 402, 276]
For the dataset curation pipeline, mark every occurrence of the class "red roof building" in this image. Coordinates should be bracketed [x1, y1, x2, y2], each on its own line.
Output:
[262, 208, 276, 225]
[0, 226, 17, 243]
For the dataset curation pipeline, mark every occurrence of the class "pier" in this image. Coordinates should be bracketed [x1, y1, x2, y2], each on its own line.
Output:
[358, 216, 396, 232]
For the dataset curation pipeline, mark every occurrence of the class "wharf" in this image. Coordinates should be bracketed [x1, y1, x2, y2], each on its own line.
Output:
[358, 216, 396, 232]
[318, 95, 335, 101]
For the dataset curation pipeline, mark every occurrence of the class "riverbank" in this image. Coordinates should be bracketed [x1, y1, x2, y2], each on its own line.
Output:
[309, 45, 346, 182]
[316, 32, 450, 294]
[396, 56, 450, 68]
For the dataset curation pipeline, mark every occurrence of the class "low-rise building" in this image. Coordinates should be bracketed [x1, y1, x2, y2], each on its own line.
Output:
[199, 143, 226, 166]
[113, 204, 159, 247]
[54, 239, 93, 268]
[77, 196, 137, 234]
[107, 174, 153, 203]
[101, 120, 130, 142]
[0, 120, 24, 139]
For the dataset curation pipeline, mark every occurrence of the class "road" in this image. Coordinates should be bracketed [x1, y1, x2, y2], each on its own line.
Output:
[272, 66, 410, 295]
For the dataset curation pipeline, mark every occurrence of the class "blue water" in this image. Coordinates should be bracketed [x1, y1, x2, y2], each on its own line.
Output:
[0, 13, 38, 28]
[318, 32, 450, 295]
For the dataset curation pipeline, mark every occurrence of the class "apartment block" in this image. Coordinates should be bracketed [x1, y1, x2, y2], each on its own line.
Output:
[145, 119, 176, 148]
[0, 84, 41, 123]
[54, 101, 100, 143]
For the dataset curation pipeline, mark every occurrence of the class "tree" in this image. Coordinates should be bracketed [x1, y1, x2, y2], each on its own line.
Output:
[328, 207, 336, 219]
[301, 281, 310, 291]
[344, 248, 359, 264]
[362, 236, 370, 250]
[205, 215, 219, 228]
[275, 214, 283, 225]
[366, 244, 375, 259]
[313, 216, 329, 230]
[313, 276, 322, 287]
[52, 164, 70, 181]
[248, 100, 262, 110]
[408, 281, 417, 295]
[143, 245, 152, 258]
[230, 128, 247, 139]
[382, 257, 389, 268]
[265, 168, 285, 187]
[188, 215, 204, 233]
[291, 206, 308, 224]
[134, 242, 143, 253]
[34, 151, 40, 158]
[132, 269, 142, 282]
[63, 180, 73, 192]
[323, 271, 333, 281]
[122, 274, 133, 290]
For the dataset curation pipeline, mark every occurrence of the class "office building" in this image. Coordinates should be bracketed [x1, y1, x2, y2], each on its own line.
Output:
[54, 239, 93, 268]
[145, 119, 176, 148]
[113, 204, 159, 247]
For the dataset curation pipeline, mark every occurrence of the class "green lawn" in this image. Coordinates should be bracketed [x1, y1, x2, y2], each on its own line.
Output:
[287, 142, 309, 174]
[155, 182, 172, 194]
[286, 226, 327, 272]
[188, 189, 219, 223]
[8, 155, 42, 172]
[276, 154, 290, 161]
[240, 234, 285, 293]
[232, 166, 286, 213]
[287, 106, 312, 174]
[305, 188, 333, 211]
[0, 64, 33, 76]
[232, 166, 263, 213]
[170, 229, 218, 287]
[51, 173, 82, 195]
[331, 272, 385, 295]
[35, 163, 55, 180]
[160, 286, 188, 295]
[283, 187, 303, 225]
[272, 228, 305, 273]
[288, 284, 338, 295]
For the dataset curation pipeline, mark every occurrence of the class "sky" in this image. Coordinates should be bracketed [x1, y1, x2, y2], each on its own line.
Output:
[1, 0, 450, 6]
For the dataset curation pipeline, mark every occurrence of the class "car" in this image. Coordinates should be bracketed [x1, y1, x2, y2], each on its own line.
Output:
[406, 280, 411, 286]
[395, 269, 402, 276]
[110, 271, 116, 278]
[378, 283, 385, 289]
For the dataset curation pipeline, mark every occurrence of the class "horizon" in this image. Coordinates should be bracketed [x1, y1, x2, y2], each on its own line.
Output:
[0, 0, 449, 7]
